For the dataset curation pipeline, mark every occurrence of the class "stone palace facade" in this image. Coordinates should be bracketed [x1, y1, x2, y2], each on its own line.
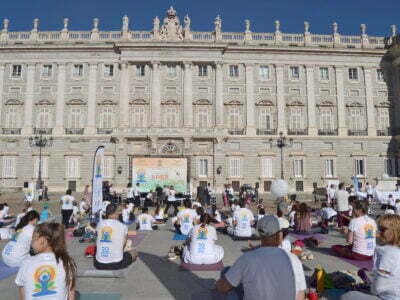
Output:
[0, 7, 398, 194]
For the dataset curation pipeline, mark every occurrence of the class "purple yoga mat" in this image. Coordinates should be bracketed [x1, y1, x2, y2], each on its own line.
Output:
[339, 257, 373, 271]
[128, 233, 146, 247]
[289, 233, 328, 240]
[180, 261, 224, 271]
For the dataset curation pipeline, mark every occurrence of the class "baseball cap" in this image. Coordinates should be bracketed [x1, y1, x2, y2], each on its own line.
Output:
[257, 215, 281, 237]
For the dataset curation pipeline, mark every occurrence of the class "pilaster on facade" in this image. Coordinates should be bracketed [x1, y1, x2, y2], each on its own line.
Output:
[151, 61, 161, 127]
[215, 62, 224, 128]
[119, 62, 130, 129]
[391, 67, 400, 131]
[275, 64, 286, 134]
[245, 63, 256, 135]
[335, 66, 347, 136]
[0, 65, 5, 131]
[363, 67, 376, 136]
[305, 65, 317, 136]
[85, 63, 98, 135]
[22, 64, 36, 135]
[54, 63, 66, 135]
[183, 62, 193, 128]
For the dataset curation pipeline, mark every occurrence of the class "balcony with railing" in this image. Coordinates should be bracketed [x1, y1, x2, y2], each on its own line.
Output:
[287, 129, 308, 136]
[377, 128, 392, 136]
[65, 128, 84, 135]
[348, 129, 368, 136]
[318, 129, 338, 136]
[256, 128, 277, 135]
[2, 128, 21, 135]
[33, 128, 52, 135]
[228, 128, 246, 135]
[97, 128, 113, 134]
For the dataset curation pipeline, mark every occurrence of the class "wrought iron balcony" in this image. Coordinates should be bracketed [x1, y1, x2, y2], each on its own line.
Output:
[348, 129, 368, 136]
[318, 129, 338, 136]
[256, 128, 277, 135]
[33, 128, 53, 135]
[2, 128, 21, 135]
[287, 129, 308, 136]
[377, 129, 391, 136]
[65, 128, 84, 135]
[97, 128, 114, 134]
[228, 128, 246, 135]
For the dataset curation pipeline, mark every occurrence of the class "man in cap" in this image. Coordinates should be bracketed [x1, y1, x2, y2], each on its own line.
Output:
[216, 215, 306, 300]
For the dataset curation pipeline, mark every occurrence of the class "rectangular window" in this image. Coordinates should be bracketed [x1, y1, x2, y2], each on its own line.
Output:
[66, 157, 80, 178]
[100, 107, 113, 129]
[378, 109, 390, 130]
[2, 156, 16, 178]
[324, 159, 335, 178]
[259, 66, 270, 79]
[355, 159, 365, 177]
[5, 107, 19, 128]
[198, 65, 208, 77]
[11, 65, 22, 78]
[229, 65, 239, 78]
[259, 107, 273, 129]
[293, 159, 304, 178]
[228, 106, 241, 129]
[377, 69, 384, 81]
[41, 64, 53, 78]
[34, 156, 48, 178]
[290, 66, 300, 80]
[264, 181, 272, 192]
[290, 108, 303, 130]
[72, 64, 84, 77]
[104, 64, 114, 77]
[69, 107, 82, 129]
[319, 67, 329, 80]
[384, 158, 397, 177]
[348, 68, 358, 80]
[349, 109, 363, 130]
[136, 65, 145, 77]
[199, 158, 209, 178]
[102, 156, 114, 178]
[131, 106, 146, 128]
[165, 107, 178, 127]
[197, 107, 209, 128]
[230, 157, 241, 178]
[261, 157, 273, 178]
[37, 107, 51, 129]
[166, 65, 177, 77]
[320, 109, 333, 130]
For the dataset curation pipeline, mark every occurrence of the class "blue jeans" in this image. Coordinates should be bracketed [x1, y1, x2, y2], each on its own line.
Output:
[220, 267, 244, 300]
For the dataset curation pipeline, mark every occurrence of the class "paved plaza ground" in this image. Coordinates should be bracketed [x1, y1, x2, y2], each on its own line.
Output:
[0, 192, 366, 299]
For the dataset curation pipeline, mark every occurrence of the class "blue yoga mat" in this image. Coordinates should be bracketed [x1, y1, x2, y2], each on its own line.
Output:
[0, 260, 18, 280]
[173, 233, 188, 240]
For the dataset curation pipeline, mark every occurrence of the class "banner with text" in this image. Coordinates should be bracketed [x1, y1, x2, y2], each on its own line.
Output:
[91, 146, 104, 215]
[132, 157, 187, 193]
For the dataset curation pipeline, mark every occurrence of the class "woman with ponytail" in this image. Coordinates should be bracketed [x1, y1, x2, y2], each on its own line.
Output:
[182, 213, 224, 265]
[2, 210, 39, 267]
[15, 222, 76, 299]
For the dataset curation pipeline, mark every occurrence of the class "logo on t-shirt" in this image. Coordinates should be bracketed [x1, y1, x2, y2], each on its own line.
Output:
[183, 214, 191, 224]
[100, 226, 113, 243]
[363, 224, 375, 239]
[239, 212, 249, 229]
[195, 227, 208, 240]
[141, 217, 148, 225]
[32, 265, 57, 297]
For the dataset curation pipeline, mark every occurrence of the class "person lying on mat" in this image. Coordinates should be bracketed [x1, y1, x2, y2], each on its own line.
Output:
[182, 213, 224, 265]
[15, 222, 77, 300]
[332, 200, 377, 261]
[216, 215, 306, 300]
[175, 200, 198, 235]
[2, 210, 40, 268]
[94, 204, 138, 270]
[227, 201, 255, 238]
[341, 214, 400, 300]
[137, 207, 162, 231]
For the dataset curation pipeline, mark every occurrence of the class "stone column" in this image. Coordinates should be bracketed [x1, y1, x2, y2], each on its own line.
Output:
[392, 67, 400, 131]
[335, 66, 347, 136]
[85, 63, 98, 135]
[151, 61, 161, 127]
[275, 65, 286, 134]
[183, 62, 193, 128]
[245, 64, 255, 135]
[22, 64, 35, 135]
[54, 63, 66, 135]
[119, 62, 130, 128]
[363, 67, 376, 136]
[305, 65, 317, 135]
[215, 62, 224, 128]
[0, 65, 5, 129]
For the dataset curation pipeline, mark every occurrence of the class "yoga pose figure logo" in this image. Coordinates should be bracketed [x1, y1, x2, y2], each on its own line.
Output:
[32, 265, 57, 297]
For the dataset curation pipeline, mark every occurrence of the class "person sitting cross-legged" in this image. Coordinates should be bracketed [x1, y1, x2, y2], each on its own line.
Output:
[175, 200, 198, 236]
[216, 215, 306, 300]
[137, 207, 162, 231]
[227, 201, 255, 238]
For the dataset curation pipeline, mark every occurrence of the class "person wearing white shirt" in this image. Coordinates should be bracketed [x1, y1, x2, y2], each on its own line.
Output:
[176, 201, 198, 235]
[165, 186, 179, 216]
[94, 204, 138, 270]
[182, 214, 224, 265]
[79, 201, 89, 215]
[327, 184, 336, 205]
[126, 183, 134, 203]
[137, 207, 161, 230]
[227, 202, 255, 238]
[122, 203, 131, 224]
[60, 190, 75, 228]
[162, 185, 170, 204]
[69, 202, 80, 225]
[2, 210, 40, 267]
[133, 183, 141, 207]
[335, 183, 350, 228]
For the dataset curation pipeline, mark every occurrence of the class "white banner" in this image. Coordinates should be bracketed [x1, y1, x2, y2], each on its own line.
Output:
[91, 146, 104, 215]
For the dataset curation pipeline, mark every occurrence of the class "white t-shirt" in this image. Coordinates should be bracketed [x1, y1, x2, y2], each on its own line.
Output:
[79, 202, 87, 214]
[233, 208, 254, 237]
[126, 187, 134, 199]
[155, 208, 165, 220]
[133, 186, 140, 197]
[127, 203, 134, 213]
[280, 238, 292, 253]
[328, 188, 336, 200]
[137, 213, 155, 231]
[3, 206, 10, 217]
[389, 197, 396, 207]
[289, 211, 296, 227]
[96, 219, 127, 264]
[188, 224, 218, 258]
[60, 195, 74, 210]
[367, 185, 374, 195]
[2, 224, 35, 267]
[349, 215, 377, 256]
[122, 208, 130, 223]
[321, 207, 337, 220]
[395, 203, 400, 215]
[15, 253, 67, 300]
[0, 209, 5, 220]
[168, 190, 176, 202]
[335, 189, 350, 212]
[177, 208, 198, 235]
[101, 201, 111, 212]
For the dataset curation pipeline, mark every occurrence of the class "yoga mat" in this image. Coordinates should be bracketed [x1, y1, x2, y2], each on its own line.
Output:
[127, 231, 137, 236]
[173, 233, 188, 240]
[0, 260, 19, 280]
[77, 260, 136, 278]
[289, 233, 328, 241]
[65, 231, 74, 241]
[78, 294, 122, 300]
[128, 233, 146, 247]
[181, 261, 224, 271]
[232, 235, 260, 241]
[212, 222, 226, 229]
[338, 257, 373, 271]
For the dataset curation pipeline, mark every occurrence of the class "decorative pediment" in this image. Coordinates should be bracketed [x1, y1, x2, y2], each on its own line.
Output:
[224, 100, 242, 106]
[286, 100, 304, 107]
[98, 99, 117, 106]
[5, 99, 23, 105]
[375, 101, 391, 108]
[129, 99, 147, 105]
[162, 99, 180, 105]
[346, 101, 363, 108]
[193, 99, 211, 105]
[256, 100, 274, 106]
[317, 100, 334, 107]
[66, 99, 86, 105]
[35, 99, 55, 106]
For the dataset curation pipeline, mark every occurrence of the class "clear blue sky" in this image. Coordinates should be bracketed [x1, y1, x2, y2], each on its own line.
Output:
[0, 0, 398, 36]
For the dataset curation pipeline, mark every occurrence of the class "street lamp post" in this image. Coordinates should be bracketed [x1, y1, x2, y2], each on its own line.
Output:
[29, 132, 53, 194]
[270, 131, 293, 179]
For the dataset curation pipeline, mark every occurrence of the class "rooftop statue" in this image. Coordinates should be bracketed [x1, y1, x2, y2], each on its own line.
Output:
[159, 6, 183, 41]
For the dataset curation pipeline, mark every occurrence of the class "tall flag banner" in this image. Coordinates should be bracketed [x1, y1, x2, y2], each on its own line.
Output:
[91, 146, 104, 216]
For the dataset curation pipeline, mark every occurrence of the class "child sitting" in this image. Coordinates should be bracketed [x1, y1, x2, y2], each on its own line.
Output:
[137, 207, 161, 231]
[317, 202, 337, 233]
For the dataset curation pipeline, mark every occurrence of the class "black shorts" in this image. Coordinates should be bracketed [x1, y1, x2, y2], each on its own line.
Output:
[94, 252, 133, 270]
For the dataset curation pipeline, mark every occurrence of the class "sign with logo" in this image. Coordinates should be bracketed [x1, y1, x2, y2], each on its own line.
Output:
[91, 146, 104, 215]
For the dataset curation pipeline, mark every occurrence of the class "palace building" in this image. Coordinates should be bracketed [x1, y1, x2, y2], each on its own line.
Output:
[0, 7, 398, 194]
